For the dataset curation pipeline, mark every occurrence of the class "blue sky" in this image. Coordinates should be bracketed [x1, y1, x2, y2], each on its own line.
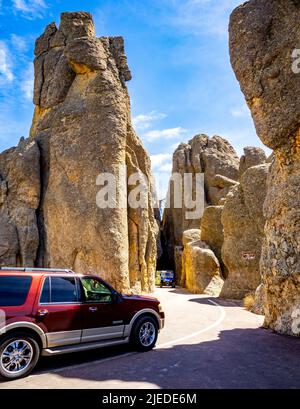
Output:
[0, 0, 268, 198]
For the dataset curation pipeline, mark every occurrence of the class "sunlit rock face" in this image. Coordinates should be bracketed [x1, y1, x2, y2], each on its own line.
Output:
[0, 12, 158, 293]
[221, 163, 269, 299]
[181, 229, 224, 296]
[239, 147, 267, 178]
[230, 0, 300, 335]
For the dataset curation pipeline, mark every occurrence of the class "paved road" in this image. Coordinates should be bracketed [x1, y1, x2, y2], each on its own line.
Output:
[1, 287, 300, 389]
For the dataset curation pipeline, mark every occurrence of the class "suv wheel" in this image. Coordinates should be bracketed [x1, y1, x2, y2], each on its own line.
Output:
[0, 333, 40, 381]
[131, 316, 158, 352]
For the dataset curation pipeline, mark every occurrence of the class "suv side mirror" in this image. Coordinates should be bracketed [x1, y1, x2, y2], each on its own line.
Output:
[111, 291, 120, 303]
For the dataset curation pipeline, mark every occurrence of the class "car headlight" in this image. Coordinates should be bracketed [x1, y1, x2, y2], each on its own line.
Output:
[158, 303, 164, 313]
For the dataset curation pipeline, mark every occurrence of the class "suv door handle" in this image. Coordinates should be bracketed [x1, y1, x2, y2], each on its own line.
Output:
[37, 309, 49, 317]
[89, 307, 98, 312]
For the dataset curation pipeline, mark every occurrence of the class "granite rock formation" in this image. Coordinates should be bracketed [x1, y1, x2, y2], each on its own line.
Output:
[252, 284, 266, 316]
[181, 229, 224, 296]
[0, 12, 158, 293]
[239, 147, 267, 177]
[221, 163, 269, 299]
[0, 138, 40, 267]
[162, 134, 239, 282]
[200, 205, 226, 276]
[230, 0, 300, 334]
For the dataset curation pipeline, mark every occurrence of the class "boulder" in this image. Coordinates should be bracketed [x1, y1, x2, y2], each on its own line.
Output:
[221, 164, 269, 299]
[239, 147, 266, 177]
[182, 229, 224, 296]
[230, 0, 300, 335]
[200, 205, 226, 276]
[181, 229, 201, 287]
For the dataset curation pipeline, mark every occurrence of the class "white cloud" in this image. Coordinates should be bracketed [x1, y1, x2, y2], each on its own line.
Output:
[12, 0, 47, 19]
[150, 153, 172, 169]
[20, 62, 34, 101]
[0, 39, 34, 101]
[158, 162, 172, 173]
[230, 104, 251, 118]
[11, 34, 28, 53]
[150, 154, 173, 199]
[132, 111, 166, 131]
[145, 127, 188, 141]
[0, 42, 14, 83]
[167, 0, 243, 37]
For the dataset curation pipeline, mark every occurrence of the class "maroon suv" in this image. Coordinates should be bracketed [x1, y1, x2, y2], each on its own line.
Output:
[0, 268, 165, 381]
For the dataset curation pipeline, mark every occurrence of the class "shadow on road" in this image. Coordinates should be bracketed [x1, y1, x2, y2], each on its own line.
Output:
[168, 289, 244, 309]
[189, 297, 243, 308]
[36, 345, 133, 373]
[167, 288, 193, 295]
[36, 326, 300, 389]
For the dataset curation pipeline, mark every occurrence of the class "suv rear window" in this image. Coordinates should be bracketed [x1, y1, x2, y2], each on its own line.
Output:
[0, 276, 32, 307]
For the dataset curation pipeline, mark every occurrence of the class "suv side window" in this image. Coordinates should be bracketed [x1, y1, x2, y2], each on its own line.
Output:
[40, 276, 50, 304]
[80, 277, 113, 303]
[51, 277, 78, 303]
[40, 276, 78, 304]
[0, 276, 32, 307]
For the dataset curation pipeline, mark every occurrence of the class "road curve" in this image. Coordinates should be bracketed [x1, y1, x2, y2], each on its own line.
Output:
[1, 288, 300, 389]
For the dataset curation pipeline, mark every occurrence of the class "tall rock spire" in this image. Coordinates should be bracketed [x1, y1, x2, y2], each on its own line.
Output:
[0, 12, 158, 292]
[229, 0, 300, 335]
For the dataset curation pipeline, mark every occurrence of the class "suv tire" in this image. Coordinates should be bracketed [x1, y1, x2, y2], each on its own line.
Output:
[130, 316, 158, 352]
[0, 333, 40, 381]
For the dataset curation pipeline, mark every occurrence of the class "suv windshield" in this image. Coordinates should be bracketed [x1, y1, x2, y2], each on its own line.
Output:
[0, 276, 32, 307]
[161, 272, 173, 278]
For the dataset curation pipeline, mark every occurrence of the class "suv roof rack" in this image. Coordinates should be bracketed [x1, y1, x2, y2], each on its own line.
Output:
[0, 267, 75, 274]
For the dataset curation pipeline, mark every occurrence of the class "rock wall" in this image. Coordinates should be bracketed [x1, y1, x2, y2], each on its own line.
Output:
[221, 163, 269, 299]
[0, 12, 158, 293]
[162, 134, 239, 282]
[230, 0, 300, 334]
[0, 138, 40, 267]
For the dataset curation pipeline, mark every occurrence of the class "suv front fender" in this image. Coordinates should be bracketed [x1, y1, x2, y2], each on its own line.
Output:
[124, 308, 163, 338]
